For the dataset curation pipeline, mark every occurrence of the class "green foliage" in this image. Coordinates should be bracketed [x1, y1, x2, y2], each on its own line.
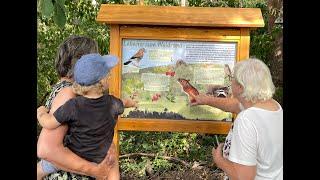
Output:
[119, 131, 225, 176]
[248, 2, 283, 95]
[38, 0, 67, 28]
[186, 0, 266, 7]
[250, 32, 274, 65]
[146, 0, 179, 6]
[188, 0, 229, 7]
[248, 2, 283, 68]
[37, 0, 109, 106]
[39, 0, 54, 18]
[153, 157, 173, 171]
[53, 0, 66, 28]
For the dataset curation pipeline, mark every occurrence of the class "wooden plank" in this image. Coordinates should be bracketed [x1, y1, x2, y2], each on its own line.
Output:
[109, 25, 120, 96]
[239, 28, 250, 60]
[120, 26, 241, 40]
[110, 25, 121, 156]
[97, 4, 264, 28]
[118, 118, 232, 134]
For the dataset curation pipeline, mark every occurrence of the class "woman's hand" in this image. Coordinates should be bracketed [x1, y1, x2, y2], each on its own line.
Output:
[212, 143, 224, 167]
[37, 106, 49, 119]
[93, 143, 117, 178]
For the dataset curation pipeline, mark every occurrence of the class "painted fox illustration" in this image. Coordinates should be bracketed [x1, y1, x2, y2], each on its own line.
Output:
[177, 78, 199, 103]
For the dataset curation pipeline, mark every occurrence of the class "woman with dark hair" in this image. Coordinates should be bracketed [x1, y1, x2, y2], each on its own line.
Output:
[37, 35, 118, 179]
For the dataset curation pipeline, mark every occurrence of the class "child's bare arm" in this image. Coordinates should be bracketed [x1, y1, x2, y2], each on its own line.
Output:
[122, 98, 138, 108]
[37, 106, 61, 129]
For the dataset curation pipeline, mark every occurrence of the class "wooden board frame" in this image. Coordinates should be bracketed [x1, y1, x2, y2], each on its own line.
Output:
[109, 25, 250, 154]
[97, 4, 265, 28]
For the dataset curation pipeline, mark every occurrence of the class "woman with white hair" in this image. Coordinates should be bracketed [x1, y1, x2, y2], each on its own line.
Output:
[191, 58, 283, 180]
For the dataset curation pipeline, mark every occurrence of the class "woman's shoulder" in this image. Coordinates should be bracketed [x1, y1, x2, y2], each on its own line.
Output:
[45, 80, 74, 110]
[49, 86, 76, 113]
[59, 86, 75, 96]
[251, 99, 282, 112]
[234, 109, 258, 126]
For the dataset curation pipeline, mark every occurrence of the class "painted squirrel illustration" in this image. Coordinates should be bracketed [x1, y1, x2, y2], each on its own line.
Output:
[177, 78, 199, 103]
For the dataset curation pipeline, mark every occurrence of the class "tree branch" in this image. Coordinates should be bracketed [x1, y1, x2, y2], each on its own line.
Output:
[119, 153, 191, 168]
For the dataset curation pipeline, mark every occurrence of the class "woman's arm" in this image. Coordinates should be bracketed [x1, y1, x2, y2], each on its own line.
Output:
[190, 94, 241, 114]
[213, 144, 256, 180]
[37, 106, 60, 129]
[37, 87, 110, 177]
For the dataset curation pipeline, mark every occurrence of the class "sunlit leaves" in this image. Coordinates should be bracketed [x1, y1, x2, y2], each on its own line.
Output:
[39, 0, 54, 18]
[53, 0, 67, 28]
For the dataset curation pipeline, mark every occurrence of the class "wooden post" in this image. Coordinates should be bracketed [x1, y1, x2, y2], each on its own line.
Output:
[239, 28, 250, 60]
[110, 24, 121, 157]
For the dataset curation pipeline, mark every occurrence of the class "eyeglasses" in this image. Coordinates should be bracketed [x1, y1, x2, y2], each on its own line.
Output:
[228, 75, 235, 80]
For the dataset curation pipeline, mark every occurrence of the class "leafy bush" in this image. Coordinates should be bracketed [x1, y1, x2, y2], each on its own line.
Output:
[119, 131, 226, 176]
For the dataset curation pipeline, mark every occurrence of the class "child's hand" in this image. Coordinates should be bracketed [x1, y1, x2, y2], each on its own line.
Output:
[37, 106, 48, 119]
[123, 98, 138, 108]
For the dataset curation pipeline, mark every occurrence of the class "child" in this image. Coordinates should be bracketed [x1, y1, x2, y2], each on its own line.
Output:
[37, 53, 136, 180]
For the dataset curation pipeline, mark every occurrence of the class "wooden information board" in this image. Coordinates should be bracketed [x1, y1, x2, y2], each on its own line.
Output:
[96, 4, 264, 154]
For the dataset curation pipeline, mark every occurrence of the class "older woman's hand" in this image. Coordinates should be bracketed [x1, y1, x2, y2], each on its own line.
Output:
[212, 143, 224, 167]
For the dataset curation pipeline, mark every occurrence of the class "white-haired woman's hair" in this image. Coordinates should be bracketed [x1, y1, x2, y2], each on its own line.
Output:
[233, 58, 275, 103]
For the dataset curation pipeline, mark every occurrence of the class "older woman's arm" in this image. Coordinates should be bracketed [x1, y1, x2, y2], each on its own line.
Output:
[213, 144, 256, 180]
[216, 157, 256, 180]
[190, 94, 241, 114]
[37, 87, 112, 177]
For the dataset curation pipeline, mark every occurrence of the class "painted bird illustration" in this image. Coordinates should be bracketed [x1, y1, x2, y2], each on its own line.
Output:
[123, 48, 145, 66]
[177, 78, 199, 103]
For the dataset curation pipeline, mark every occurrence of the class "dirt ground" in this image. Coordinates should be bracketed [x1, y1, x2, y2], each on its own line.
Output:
[44, 162, 226, 180]
[121, 167, 226, 180]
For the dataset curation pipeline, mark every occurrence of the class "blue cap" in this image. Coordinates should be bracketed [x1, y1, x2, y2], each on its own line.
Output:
[74, 53, 118, 86]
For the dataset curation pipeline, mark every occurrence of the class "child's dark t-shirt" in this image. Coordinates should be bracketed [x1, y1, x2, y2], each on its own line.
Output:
[53, 94, 124, 163]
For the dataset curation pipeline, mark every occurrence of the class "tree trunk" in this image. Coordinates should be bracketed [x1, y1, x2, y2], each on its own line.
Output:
[267, 0, 283, 86]
[267, 0, 282, 32]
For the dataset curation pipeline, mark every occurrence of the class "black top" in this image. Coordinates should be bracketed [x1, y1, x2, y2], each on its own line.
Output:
[53, 94, 124, 163]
